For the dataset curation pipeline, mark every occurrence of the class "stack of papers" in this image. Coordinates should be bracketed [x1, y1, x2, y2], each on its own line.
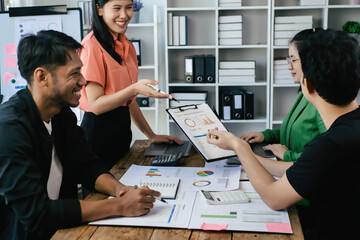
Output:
[219, 15, 243, 46]
[219, 61, 256, 84]
[89, 164, 293, 234]
[274, 59, 293, 84]
[274, 15, 313, 46]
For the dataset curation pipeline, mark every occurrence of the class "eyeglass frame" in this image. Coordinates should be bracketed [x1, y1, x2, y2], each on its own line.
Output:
[286, 56, 300, 69]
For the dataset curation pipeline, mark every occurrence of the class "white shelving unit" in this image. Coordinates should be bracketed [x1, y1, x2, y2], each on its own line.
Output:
[165, 0, 360, 136]
[165, 0, 271, 137]
[270, 0, 360, 129]
[127, 6, 160, 136]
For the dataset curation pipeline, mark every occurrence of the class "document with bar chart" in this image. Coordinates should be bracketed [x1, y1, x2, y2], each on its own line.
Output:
[89, 190, 196, 228]
[167, 103, 236, 161]
[119, 164, 241, 192]
[188, 187, 292, 234]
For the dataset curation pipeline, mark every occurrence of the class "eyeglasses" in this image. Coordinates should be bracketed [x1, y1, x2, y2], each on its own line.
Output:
[286, 56, 300, 69]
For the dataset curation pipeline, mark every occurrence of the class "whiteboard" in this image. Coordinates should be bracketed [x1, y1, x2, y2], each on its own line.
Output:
[0, 8, 83, 103]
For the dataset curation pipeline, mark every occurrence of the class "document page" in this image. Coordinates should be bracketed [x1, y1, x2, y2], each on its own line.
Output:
[120, 164, 241, 192]
[188, 182, 292, 233]
[89, 191, 196, 228]
[167, 103, 236, 161]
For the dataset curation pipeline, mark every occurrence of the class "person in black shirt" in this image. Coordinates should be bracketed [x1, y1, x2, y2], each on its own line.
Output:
[207, 28, 360, 240]
[0, 30, 160, 240]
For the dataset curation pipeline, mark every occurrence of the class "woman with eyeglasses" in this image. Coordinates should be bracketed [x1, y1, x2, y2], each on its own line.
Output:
[241, 28, 326, 172]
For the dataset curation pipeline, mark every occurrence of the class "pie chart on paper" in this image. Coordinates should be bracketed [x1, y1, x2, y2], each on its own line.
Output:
[197, 170, 214, 177]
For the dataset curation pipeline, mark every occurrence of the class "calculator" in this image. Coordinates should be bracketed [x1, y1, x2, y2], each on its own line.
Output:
[150, 151, 183, 166]
[201, 189, 250, 205]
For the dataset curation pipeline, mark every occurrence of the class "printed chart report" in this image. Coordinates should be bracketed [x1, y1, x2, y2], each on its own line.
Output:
[167, 103, 236, 161]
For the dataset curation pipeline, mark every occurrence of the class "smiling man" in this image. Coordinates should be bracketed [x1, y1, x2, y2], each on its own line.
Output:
[0, 30, 160, 240]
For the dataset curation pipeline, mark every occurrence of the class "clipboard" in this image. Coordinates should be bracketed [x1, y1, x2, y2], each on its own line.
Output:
[166, 103, 237, 162]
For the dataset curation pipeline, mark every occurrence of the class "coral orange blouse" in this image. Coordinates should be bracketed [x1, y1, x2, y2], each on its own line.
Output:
[78, 31, 138, 112]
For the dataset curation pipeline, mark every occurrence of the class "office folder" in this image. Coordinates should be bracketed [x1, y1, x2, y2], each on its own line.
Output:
[243, 90, 254, 119]
[220, 88, 232, 120]
[219, 15, 242, 24]
[219, 61, 255, 69]
[167, 12, 173, 46]
[205, 55, 215, 84]
[173, 15, 180, 46]
[219, 30, 242, 39]
[185, 55, 194, 83]
[219, 23, 242, 31]
[232, 89, 244, 119]
[179, 15, 188, 46]
[194, 55, 205, 83]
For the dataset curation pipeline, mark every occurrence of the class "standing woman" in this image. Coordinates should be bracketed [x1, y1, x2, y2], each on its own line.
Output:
[79, 0, 182, 169]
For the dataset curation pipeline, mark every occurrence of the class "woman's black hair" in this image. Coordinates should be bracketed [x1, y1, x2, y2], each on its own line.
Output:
[92, 0, 133, 65]
[289, 28, 325, 92]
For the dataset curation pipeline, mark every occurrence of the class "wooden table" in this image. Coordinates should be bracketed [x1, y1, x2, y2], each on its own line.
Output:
[51, 140, 304, 240]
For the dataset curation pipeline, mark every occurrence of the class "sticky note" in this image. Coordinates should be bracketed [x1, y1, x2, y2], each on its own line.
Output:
[201, 223, 228, 231]
[4, 72, 16, 84]
[265, 223, 292, 233]
[5, 44, 17, 55]
[5, 57, 17, 68]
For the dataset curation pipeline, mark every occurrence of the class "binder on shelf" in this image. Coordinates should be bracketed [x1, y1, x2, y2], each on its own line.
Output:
[219, 61, 255, 69]
[179, 15, 188, 46]
[300, 0, 326, 5]
[205, 55, 215, 84]
[220, 88, 232, 120]
[232, 89, 244, 119]
[274, 23, 313, 31]
[219, 38, 242, 45]
[219, 30, 242, 39]
[167, 12, 173, 46]
[184, 55, 194, 83]
[219, 23, 242, 31]
[170, 91, 207, 108]
[194, 55, 205, 83]
[219, 15, 242, 24]
[219, 2, 243, 7]
[274, 15, 313, 24]
[219, 76, 255, 84]
[173, 15, 180, 46]
[244, 90, 254, 119]
[219, 69, 255, 76]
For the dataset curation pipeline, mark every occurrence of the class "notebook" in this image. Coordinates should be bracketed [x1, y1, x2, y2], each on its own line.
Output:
[139, 177, 180, 199]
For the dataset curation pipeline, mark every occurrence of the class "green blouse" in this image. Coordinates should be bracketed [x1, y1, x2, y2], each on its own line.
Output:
[262, 91, 326, 162]
[262, 92, 326, 206]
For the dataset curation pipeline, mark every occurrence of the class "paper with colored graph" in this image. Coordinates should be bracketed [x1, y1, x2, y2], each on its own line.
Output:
[188, 181, 292, 233]
[166, 103, 236, 161]
[119, 164, 241, 192]
[89, 190, 196, 228]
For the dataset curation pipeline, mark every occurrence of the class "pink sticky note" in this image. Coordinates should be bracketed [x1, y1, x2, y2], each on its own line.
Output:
[5, 57, 17, 68]
[5, 44, 17, 55]
[266, 223, 292, 233]
[4, 72, 16, 84]
[201, 223, 228, 231]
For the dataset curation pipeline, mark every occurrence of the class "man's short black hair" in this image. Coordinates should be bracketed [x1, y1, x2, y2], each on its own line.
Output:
[17, 30, 83, 84]
[298, 29, 360, 106]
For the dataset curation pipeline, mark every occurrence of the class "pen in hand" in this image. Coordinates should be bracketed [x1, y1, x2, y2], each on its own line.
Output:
[146, 84, 180, 103]
[134, 185, 168, 204]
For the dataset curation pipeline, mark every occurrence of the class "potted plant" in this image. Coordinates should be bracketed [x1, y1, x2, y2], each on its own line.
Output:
[342, 21, 360, 44]
[130, 0, 144, 24]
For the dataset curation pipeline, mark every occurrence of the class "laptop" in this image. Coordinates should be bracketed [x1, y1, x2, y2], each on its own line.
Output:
[144, 141, 192, 157]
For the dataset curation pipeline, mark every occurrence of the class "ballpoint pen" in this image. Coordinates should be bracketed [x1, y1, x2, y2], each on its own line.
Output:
[146, 83, 180, 103]
[134, 185, 168, 204]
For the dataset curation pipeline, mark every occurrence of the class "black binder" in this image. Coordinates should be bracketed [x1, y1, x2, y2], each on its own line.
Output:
[205, 55, 215, 83]
[184, 55, 194, 83]
[220, 88, 232, 120]
[232, 88, 244, 119]
[194, 55, 205, 83]
[244, 90, 254, 119]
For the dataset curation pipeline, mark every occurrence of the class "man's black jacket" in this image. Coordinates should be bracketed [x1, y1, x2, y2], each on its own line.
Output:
[0, 88, 109, 240]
